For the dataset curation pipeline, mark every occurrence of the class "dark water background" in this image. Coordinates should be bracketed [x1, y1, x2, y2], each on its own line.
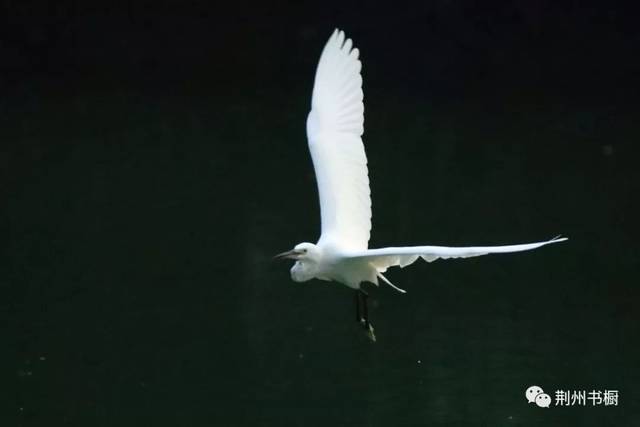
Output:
[2, 2, 639, 426]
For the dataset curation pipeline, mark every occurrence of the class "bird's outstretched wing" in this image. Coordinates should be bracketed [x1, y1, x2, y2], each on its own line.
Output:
[306, 29, 371, 251]
[346, 236, 568, 273]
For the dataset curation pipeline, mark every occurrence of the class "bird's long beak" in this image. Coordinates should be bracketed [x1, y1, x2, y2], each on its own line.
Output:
[273, 249, 302, 261]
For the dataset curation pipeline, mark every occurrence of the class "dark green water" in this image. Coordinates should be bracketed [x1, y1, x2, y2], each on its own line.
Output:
[3, 88, 637, 426]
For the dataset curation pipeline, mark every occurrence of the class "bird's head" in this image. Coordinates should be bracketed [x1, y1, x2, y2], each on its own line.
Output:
[274, 242, 321, 282]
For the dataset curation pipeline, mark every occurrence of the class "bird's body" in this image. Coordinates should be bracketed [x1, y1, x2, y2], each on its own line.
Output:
[276, 29, 567, 334]
[288, 242, 379, 289]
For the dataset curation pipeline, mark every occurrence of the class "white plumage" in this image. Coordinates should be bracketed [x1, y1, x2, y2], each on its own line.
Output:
[307, 28, 370, 251]
[276, 29, 567, 319]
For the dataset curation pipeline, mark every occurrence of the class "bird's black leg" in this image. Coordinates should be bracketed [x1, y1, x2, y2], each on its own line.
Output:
[355, 289, 376, 342]
[361, 289, 370, 329]
[355, 290, 368, 325]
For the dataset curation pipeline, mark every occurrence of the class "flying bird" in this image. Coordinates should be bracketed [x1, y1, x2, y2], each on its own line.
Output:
[275, 29, 566, 340]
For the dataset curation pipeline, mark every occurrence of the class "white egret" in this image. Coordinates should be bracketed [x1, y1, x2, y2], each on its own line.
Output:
[276, 29, 567, 340]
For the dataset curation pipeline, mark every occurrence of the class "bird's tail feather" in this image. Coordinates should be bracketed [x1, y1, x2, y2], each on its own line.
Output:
[377, 272, 406, 294]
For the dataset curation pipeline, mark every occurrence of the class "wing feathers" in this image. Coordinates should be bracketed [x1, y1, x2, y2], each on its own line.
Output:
[310, 30, 365, 137]
[347, 236, 568, 272]
[307, 29, 371, 250]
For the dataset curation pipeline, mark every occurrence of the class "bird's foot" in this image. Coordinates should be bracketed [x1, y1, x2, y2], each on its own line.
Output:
[365, 323, 376, 342]
[359, 318, 375, 342]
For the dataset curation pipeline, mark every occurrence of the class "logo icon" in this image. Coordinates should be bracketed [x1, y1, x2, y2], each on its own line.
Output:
[526, 385, 544, 404]
[526, 385, 551, 408]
